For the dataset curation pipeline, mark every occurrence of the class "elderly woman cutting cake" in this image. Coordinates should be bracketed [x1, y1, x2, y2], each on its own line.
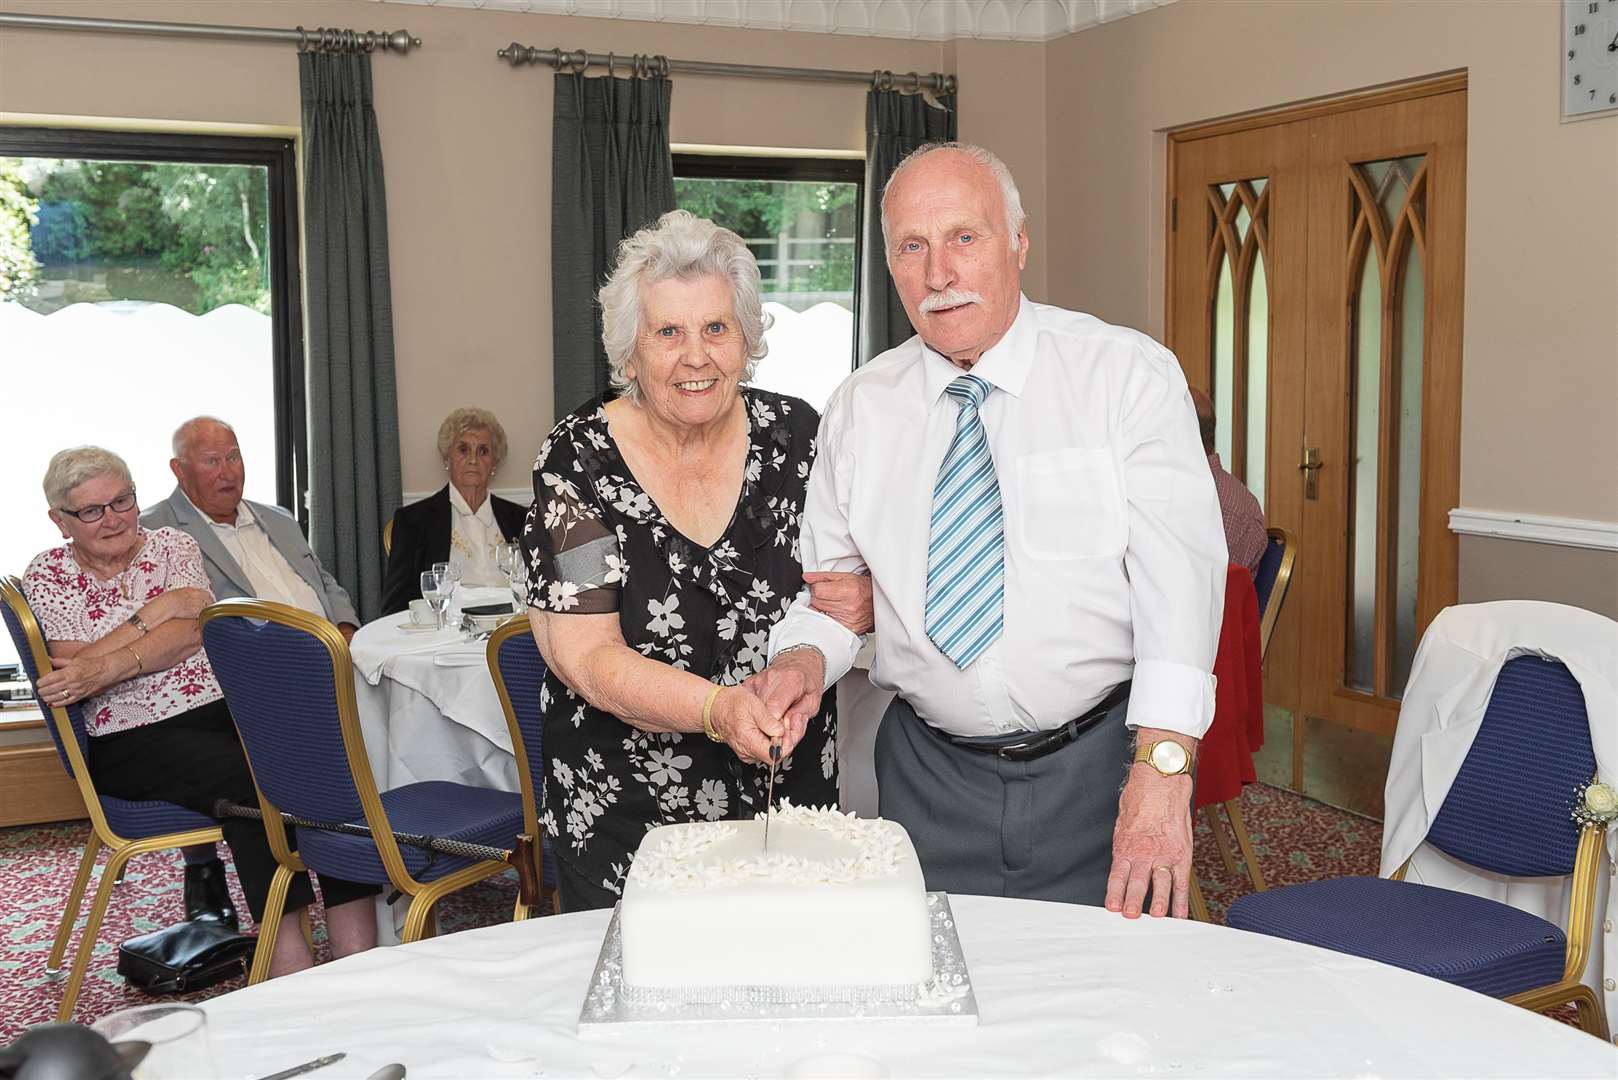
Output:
[523, 210, 872, 910]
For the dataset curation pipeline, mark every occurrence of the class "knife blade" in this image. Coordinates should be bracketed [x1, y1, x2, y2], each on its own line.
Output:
[764, 740, 780, 852]
[251, 1052, 346, 1080]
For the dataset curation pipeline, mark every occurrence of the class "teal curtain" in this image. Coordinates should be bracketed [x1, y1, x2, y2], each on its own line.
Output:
[299, 52, 401, 622]
[861, 88, 957, 363]
[551, 71, 675, 416]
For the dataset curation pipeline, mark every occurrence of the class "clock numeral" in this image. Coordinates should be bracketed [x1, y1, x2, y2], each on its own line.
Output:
[1589, 1, 1599, 13]
[1611, 92, 1617, 104]
[1574, 74, 1582, 85]
[1573, 22, 1586, 35]
[1593, 88, 1600, 100]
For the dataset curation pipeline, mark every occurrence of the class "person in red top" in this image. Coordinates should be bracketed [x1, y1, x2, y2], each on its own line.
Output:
[23, 445, 377, 979]
[1190, 388, 1267, 573]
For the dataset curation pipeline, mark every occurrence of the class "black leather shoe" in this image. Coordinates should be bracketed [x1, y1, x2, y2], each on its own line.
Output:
[183, 858, 238, 929]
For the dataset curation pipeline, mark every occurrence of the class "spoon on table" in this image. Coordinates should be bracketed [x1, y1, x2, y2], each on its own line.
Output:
[366, 1066, 407, 1080]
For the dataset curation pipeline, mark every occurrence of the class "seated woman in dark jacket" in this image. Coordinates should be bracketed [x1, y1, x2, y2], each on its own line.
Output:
[381, 407, 527, 615]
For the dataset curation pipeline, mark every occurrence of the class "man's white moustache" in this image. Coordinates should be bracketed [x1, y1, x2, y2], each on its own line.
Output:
[919, 289, 984, 313]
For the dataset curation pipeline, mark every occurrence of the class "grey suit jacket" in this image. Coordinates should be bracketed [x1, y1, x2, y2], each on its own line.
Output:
[141, 487, 360, 627]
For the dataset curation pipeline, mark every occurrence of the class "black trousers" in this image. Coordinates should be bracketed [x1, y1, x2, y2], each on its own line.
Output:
[87, 698, 380, 925]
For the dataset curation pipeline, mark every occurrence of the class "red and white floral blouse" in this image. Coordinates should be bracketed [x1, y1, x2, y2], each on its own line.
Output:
[22, 526, 224, 737]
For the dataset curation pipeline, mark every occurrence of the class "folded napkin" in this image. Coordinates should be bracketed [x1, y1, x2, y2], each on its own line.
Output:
[433, 644, 489, 668]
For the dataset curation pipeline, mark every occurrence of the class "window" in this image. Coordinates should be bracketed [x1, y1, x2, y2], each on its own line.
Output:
[0, 128, 303, 670]
[673, 154, 862, 413]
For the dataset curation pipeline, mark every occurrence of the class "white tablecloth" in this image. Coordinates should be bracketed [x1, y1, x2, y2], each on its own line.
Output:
[203, 895, 1615, 1079]
[349, 593, 520, 793]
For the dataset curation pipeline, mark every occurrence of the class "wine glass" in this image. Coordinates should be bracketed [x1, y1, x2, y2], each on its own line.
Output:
[420, 570, 449, 630]
[507, 550, 529, 611]
[92, 1004, 216, 1078]
[495, 541, 517, 581]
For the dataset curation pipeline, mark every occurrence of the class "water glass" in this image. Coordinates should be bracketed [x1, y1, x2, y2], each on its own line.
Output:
[495, 541, 517, 580]
[91, 1004, 215, 1079]
[420, 570, 449, 629]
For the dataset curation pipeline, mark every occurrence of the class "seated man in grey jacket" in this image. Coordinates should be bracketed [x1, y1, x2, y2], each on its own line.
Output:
[142, 416, 359, 640]
[140, 415, 362, 925]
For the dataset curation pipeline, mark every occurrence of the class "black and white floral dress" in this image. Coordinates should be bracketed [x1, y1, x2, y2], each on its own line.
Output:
[521, 387, 838, 907]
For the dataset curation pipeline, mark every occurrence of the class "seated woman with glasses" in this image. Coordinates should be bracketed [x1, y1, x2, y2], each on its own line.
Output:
[380, 406, 527, 615]
[21, 446, 380, 978]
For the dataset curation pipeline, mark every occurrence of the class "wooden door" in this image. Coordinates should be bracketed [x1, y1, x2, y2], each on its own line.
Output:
[1168, 79, 1467, 815]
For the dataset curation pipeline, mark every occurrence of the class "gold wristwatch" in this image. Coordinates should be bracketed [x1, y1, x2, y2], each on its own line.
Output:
[1133, 739, 1192, 777]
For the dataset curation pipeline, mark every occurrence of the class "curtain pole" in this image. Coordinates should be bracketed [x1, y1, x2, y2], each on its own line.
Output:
[499, 43, 957, 95]
[0, 12, 421, 54]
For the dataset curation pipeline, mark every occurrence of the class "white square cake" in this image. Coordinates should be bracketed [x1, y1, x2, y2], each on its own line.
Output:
[619, 803, 934, 991]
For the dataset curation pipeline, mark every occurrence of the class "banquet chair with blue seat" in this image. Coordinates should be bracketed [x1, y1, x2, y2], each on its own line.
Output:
[1226, 655, 1608, 1039]
[198, 598, 526, 984]
[1, 575, 225, 1021]
[487, 617, 561, 917]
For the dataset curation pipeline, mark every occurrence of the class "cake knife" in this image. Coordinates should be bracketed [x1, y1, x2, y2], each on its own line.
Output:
[764, 740, 780, 852]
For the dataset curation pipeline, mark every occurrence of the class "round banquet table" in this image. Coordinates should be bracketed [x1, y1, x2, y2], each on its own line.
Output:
[201, 895, 1617, 1079]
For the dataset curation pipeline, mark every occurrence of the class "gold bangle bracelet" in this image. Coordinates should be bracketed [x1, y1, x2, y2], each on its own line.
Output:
[701, 684, 724, 742]
[124, 644, 143, 675]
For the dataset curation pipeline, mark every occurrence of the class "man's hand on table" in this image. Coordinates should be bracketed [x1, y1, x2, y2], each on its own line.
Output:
[742, 647, 827, 755]
[339, 622, 357, 644]
[1105, 728, 1197, 919]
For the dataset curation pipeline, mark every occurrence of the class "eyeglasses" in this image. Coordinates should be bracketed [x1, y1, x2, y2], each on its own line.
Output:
[59, 489, 137, 523]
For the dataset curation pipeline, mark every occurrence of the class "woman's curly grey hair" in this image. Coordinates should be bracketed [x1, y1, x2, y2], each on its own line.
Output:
[598, 210, 771, 403]
[43, 446, 133, 510]
[436, 407, 509, 470]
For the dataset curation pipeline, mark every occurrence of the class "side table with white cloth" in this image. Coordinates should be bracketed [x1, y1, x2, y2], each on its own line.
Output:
[202, 894, 1618, 1078]
[1382, 600, 1618, 1038]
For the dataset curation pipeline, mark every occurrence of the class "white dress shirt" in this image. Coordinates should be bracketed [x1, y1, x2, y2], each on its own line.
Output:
[769, 296, 1227, 739]
[208, 499, 326, 617]
[447, 484, 504, 587]
[1381, 600, 1618, 1033]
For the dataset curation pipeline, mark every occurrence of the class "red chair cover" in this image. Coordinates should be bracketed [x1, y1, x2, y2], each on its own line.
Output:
[1194, 564, 1264, 810]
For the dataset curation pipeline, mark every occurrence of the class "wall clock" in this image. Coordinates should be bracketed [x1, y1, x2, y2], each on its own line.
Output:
[1564, 0, 1618, 120]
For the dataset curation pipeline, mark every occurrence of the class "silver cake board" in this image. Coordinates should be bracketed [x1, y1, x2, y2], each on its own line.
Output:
[578, 892, 978, 1033]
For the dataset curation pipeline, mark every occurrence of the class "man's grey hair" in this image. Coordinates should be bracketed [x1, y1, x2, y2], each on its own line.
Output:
[437, 406, 509, 469]
[43, 446, 133, 510]
[172, 416, 236, 460]
[881, 142, 1027, 253]
[598, 209, 771, 404]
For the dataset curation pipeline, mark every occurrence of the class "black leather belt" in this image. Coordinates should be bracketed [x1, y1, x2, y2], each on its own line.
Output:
[939, 681, 1131, 762]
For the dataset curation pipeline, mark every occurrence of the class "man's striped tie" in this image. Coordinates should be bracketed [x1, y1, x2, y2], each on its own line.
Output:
[924, 373, 1004, 668]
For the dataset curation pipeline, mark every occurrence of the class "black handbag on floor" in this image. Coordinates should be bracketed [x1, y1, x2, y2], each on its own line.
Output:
[116, 920, 256, 994]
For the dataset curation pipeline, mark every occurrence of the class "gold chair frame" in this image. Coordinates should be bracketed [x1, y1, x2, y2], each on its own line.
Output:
[1196, 527, 1298, 910]
[198, 598, 514, 984]
[486, 615, 562, 918]
[2, 575, 226, 1022]
[1387, 825, 1611, 1040]
[382, 517, 394, 559]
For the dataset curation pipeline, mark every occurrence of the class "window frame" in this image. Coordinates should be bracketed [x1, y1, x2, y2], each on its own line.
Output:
[0, 126, 308, 526]
[672, 153, 865, 373]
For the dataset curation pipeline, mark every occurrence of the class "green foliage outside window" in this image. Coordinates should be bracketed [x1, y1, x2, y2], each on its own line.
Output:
[674, 178, 856, 296]
[0, 161, 41, 301]
[5, 158, 271, 313]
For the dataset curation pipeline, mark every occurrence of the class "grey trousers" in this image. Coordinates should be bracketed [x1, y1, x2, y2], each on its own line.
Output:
[875, 694, 1134, 904]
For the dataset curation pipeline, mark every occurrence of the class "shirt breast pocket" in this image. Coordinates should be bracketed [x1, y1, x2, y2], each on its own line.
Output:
[1014, 447, 1126, 560]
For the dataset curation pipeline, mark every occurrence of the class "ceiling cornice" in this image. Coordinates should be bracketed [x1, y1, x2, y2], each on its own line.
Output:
[377, 0, 1179, 43]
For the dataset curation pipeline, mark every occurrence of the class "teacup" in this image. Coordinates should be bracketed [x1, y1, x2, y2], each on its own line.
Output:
[408, 599, 436, 627]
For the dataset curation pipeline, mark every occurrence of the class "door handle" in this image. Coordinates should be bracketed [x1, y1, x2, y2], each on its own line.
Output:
[1300, 446, 1323, 500]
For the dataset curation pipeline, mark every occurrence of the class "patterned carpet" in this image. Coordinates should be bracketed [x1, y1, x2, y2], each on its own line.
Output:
[0, 783, 1378, 1041]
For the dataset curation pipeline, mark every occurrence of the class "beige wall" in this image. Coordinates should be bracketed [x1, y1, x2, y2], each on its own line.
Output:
[1042, 0, 1618, 607]
[0, 0, 967, 493]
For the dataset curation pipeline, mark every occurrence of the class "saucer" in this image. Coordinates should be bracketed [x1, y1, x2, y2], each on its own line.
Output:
[397, 618, 441, 634]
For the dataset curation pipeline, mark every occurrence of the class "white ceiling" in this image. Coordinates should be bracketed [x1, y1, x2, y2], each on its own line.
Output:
[376, 0, 1179, 43]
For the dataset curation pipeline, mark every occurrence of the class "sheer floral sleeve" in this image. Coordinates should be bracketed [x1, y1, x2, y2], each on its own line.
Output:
[521, 413, 623, 615]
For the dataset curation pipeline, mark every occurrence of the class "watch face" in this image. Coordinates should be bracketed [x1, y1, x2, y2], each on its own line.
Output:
[1151, 741, 1189, 774]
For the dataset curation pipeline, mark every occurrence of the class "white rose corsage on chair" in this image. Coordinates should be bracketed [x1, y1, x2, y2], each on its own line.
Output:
[1571, 779, 1618, 829]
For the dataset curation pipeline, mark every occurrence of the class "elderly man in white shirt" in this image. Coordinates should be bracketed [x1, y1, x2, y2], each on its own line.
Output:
[143, 417, 359, 641]
[753, 143, 1226, 919]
